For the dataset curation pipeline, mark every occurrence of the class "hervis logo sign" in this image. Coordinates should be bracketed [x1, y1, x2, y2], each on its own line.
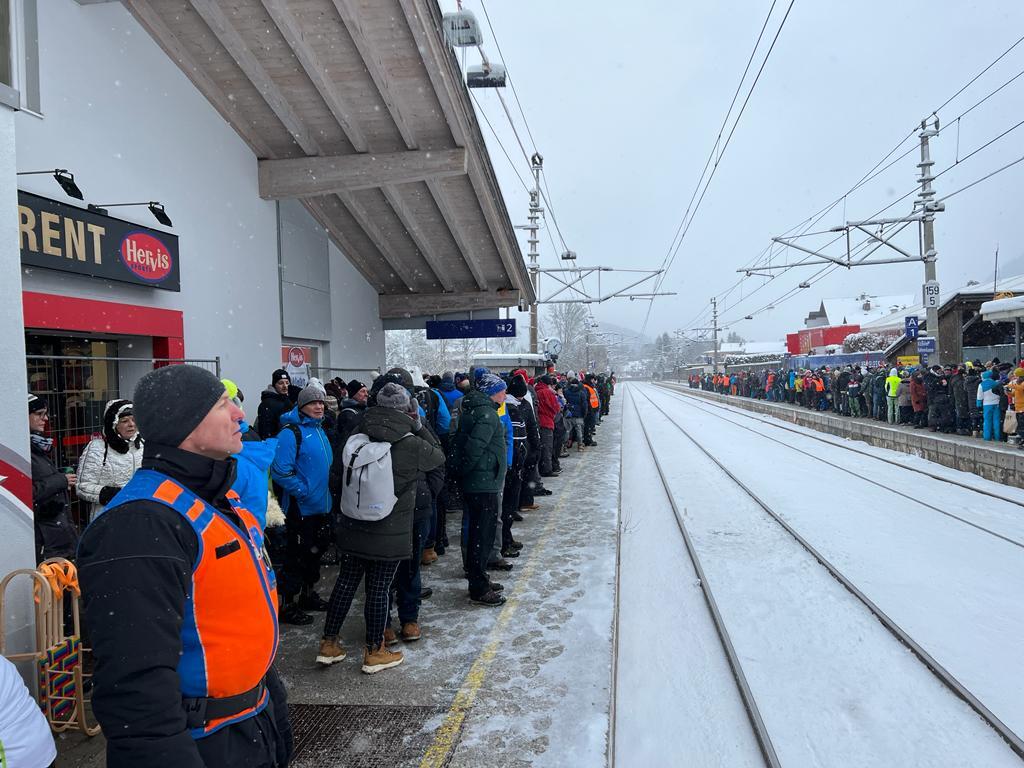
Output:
[120, 231, 173, 283]
[18, 191, 180, 291]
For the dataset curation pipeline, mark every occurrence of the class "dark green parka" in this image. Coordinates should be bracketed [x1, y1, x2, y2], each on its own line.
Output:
[451, 389, 508, 494]
[337, 406, 445, 561]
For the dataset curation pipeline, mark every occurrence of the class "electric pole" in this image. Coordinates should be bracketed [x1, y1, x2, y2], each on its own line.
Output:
[917, 116, 943, 364]
[711, 297, 719, 373]
[528, 153, 543, 354]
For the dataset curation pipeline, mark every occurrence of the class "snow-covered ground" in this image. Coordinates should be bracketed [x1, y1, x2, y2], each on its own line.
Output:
[614, 383, 1023, 766]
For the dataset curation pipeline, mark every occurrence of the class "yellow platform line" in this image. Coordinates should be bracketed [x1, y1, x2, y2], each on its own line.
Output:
[419, 453, 588, 768]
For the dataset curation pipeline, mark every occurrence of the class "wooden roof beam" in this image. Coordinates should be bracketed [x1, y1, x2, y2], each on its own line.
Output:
[380, 186, 457, 293]
[398, 0, 534, 303]
[259, 0, 370, 153]
[331, 0, 419, 150]
[189, 0, 319, 155]
[426, 177, 490, 291]
[379, 290, 520, 319]
[258, 149, 467, 198]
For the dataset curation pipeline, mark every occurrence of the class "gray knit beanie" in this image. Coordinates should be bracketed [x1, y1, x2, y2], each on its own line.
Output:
[376, 382, 411, 411]
[133, 365, 225, 447]
[297, 381, 326, 409]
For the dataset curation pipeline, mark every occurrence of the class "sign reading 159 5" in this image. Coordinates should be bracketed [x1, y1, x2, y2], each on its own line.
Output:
[922, 281, 941, 309]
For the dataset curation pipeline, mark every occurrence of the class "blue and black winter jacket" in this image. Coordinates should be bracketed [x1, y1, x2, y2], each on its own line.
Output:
[271, 407, 332, 517]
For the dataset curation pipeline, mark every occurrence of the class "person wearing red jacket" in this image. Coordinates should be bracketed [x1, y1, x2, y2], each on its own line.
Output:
[534, 375, 561, 477]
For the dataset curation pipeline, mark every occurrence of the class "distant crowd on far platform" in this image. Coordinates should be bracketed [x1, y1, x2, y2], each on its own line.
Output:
[688, 358, 1024, 446]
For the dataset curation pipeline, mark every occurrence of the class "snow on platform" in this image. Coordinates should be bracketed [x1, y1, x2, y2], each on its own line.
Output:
[273, 406, 621, 767]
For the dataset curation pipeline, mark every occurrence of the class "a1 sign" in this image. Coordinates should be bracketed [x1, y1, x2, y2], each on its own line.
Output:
[904, 316, 919, 340]
[922, 281, 941, 309]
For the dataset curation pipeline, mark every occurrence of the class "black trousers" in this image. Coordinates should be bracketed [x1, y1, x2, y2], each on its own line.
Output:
[283, 502, 332, 599]
[502, 451, 525, 549]
[463, 492, 498, 598]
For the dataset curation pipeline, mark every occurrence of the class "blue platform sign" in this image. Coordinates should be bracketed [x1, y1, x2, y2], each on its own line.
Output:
[917, 336, 936, 354]
[904, 316, 919, 340]
[425, 318, 517, 340]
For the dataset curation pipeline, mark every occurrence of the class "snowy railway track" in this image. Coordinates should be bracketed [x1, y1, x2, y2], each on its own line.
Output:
[622, 389, 782, 768]
[633, 385, 1024, 760]
[657, 381, 1024, 515]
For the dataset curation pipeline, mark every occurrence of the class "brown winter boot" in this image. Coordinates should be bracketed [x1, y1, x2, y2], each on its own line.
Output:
[421, 547, 438, 565]
[384, 627, 399, 646]
[401, 622, 421, 642]
[315, 637, 346, 666]
[362, 642, 404, 674]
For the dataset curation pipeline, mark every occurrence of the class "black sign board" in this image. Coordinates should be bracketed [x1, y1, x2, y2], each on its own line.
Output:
[18, 191, 180, 291]
[425, 318, 516, 339]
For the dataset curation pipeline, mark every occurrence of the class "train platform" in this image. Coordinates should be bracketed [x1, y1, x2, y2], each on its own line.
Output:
[659, 381, 1024, 489]
[54, 406, 621, 768]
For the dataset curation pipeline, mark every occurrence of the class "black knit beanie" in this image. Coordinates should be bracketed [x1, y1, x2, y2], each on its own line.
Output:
[133, 365, 226, 448]
[272, 368, 290, 386]
[508, 374, 528, 398]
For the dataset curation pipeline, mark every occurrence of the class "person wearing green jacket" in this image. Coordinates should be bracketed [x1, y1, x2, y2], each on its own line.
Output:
[451, 375, 509, 606]
[885, 368, 901, 424]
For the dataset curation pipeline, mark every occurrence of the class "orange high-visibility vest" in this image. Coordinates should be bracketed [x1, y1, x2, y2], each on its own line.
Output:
[104, 470, 279, 739]
[584, 384, 599, 409]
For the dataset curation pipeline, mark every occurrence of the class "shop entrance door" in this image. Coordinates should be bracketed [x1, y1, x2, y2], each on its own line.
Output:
[25, 333, 220, 526]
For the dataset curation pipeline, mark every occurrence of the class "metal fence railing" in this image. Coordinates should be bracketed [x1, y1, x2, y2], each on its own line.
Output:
[25, 355, 220, 527]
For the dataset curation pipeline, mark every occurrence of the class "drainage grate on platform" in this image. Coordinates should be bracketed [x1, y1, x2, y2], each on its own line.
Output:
[289, 703, 446, 767]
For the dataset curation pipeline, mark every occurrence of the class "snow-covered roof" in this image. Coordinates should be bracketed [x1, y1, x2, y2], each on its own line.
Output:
[718, 340, 786, 356]
[809, 294, 915, 328]
[980, 295, 1024, 321]
[862, 273, 1024, 331]
[743, 340, 787, 355]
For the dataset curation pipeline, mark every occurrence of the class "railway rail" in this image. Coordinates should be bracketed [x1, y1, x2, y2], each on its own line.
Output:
[630, 385, 1024, 760]
[654, 382, 1024, 549]
[620, 388, 780, 768]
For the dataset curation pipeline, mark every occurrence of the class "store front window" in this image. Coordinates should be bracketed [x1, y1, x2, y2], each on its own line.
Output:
[26, 334, 119, 524]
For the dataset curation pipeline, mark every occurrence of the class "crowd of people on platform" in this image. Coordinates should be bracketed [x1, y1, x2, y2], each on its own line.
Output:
[24, 360, 614, 767]
[688, 359, 1024, 445]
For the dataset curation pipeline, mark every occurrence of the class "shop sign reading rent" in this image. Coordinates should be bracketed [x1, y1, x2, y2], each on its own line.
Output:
[18, 191, 180, 291]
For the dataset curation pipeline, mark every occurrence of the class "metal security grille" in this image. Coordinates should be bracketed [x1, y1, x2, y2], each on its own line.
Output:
[25, 353, 219, 526]
[289, 703, 446, 767]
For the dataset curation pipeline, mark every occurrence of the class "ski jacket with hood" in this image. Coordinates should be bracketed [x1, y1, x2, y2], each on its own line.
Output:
[76, 399, 144, 520]
[271, 407, 332, 517]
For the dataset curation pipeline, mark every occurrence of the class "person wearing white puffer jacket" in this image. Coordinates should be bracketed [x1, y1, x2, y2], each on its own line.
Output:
[76, 399, 143, 522]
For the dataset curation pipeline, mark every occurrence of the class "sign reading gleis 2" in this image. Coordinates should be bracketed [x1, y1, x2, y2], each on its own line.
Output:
[17, 191, 180, 291]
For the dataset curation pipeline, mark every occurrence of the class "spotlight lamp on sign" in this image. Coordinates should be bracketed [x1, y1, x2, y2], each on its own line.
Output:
[561, 250, 577, 261]
[17, 168, 84, 199]
[87, 201, 173, 227]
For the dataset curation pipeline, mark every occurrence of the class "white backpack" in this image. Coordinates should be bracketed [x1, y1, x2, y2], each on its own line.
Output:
[339, 432, 411, 521]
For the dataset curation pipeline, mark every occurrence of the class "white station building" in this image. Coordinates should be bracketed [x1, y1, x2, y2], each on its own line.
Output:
[0, 0, 532, 651]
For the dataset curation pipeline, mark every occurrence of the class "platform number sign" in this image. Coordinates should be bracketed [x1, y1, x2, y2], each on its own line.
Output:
[425, 318, 517, 339]
[904, 316, 919, 340]
[922, 281, 941, 309]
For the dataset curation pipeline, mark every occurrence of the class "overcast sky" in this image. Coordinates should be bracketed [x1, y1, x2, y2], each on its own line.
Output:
[441, 0, 1024, 343]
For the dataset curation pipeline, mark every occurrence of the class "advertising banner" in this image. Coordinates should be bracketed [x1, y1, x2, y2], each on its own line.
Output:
[18, 191, 180, 291]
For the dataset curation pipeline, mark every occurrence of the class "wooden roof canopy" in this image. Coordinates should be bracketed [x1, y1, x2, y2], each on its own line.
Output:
[125, 0, 533, 318]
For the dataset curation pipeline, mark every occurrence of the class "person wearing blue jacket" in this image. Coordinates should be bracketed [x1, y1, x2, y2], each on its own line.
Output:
[272, 381, 333, 624]
[976, 369, 1004, 441]
[437, 370, 464, 410]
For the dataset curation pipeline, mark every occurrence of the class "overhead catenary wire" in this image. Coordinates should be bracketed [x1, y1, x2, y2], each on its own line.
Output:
[698, 37, 1024, 333]
[641, 0, 797, 338]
